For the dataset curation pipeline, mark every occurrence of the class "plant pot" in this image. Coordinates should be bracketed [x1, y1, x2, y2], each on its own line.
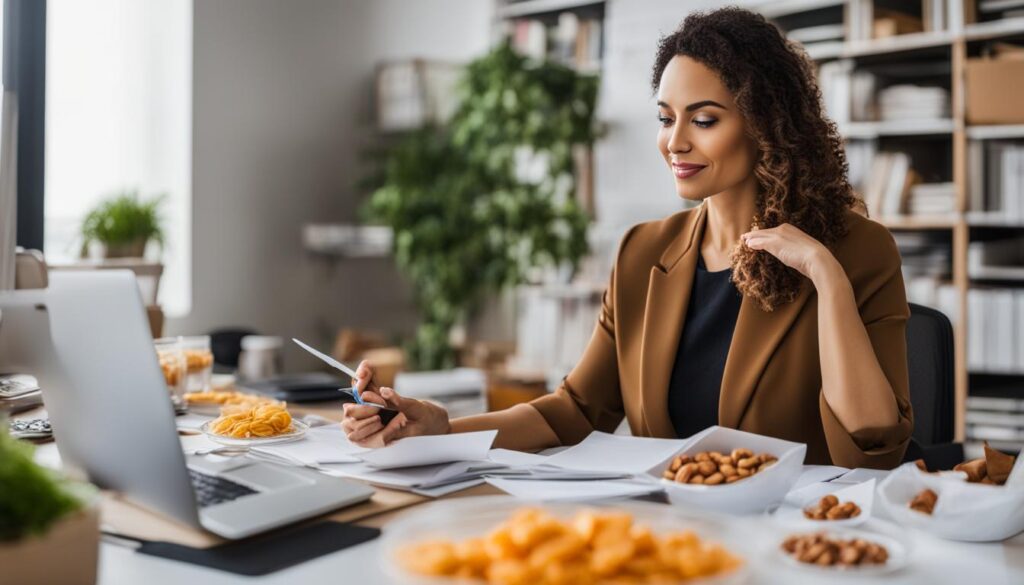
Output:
[0, 503, 100, 585]
[103, 238, 147, 258]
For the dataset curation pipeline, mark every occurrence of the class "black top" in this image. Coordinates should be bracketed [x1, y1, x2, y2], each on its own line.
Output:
[668, 254, 743, 438]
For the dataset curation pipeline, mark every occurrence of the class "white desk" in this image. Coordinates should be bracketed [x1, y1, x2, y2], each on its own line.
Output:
[25, 441, 1024, 584]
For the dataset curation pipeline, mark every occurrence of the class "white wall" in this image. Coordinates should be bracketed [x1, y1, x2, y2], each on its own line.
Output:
[593, 0, 726, 234]
[170, 0, 493, 369]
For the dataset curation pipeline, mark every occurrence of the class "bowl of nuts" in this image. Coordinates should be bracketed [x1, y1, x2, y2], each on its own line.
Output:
[771, 479, 874, 529]
[775, 528, 908, 575]
[649, 426, 807, 515]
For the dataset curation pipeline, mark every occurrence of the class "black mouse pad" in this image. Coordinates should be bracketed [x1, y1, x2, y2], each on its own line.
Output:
[135, 521, 381, 576]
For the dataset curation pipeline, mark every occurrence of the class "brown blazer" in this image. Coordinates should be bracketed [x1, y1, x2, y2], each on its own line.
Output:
[529, 203, 913, 469]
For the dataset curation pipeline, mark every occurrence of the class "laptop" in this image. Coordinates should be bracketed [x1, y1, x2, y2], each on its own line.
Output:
[0, 271, 373, 539]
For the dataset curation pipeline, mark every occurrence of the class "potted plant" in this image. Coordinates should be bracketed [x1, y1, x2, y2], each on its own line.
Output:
[0, 421, 100, 585]
[80, 190, 165, 258]
[363, 43, 600, 370]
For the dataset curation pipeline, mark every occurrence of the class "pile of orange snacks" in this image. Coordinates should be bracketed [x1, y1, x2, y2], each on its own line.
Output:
[396, 507, 743, 585]
[185, 390, 276, 411]
[803, 495, 862, 521]
[184, 349, 213, 372]
[662, 449, 777, 485]
[209, 403, 293, 438]
[158, 352, 184, 387]
[781, 533, 888, 567]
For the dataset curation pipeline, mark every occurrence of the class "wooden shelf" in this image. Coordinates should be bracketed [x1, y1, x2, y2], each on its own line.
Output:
[877, 215, 961, 230]
[963, 17, 1024, 42]
[842, 31, 955, 58]
[497, 0, 602, 18]
[966, 125, 1024, 140]
[966, 213, 1024, 228]
[969, 266, 1024, 281]
[839, 119, 955, 138]
[757, 0, 845, 19]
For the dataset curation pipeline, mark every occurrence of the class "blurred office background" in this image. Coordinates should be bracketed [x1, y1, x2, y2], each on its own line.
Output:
[2, 0, 1024, 454]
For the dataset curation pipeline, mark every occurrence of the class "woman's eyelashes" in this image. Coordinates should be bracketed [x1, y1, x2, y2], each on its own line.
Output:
[692, 116, 717, 128]
[657, 113, 718, 129]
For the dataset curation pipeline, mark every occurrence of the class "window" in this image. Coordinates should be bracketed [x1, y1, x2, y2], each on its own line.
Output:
[45, 0, 192, 316]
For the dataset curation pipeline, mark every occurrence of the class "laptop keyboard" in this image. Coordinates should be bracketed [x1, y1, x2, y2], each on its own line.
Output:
[188, 469, 258, 508]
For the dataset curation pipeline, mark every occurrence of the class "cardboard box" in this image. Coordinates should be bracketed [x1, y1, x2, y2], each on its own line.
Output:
[965, 57, 1024, 125]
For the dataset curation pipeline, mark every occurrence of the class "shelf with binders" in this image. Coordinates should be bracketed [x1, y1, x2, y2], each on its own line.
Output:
[498, 0, 604, 72]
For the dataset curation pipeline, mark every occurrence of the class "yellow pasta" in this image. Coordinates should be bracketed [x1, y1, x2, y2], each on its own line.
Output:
[396, 508, 742, 584]
[209, 403, 293, 438]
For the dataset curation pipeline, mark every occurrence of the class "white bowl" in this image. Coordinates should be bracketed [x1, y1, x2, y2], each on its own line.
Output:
[649, 426, 807, 515]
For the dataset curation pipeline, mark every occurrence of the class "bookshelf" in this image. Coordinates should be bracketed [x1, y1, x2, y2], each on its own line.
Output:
[762, 0, 1024, 453]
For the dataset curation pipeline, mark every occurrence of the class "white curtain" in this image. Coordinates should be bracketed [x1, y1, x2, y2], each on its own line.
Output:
[0, 89, 15, 291]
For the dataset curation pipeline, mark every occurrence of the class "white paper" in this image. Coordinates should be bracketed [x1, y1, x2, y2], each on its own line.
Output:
[835, 467, 891, 485]
[488, 448, 550, 467]
[253, 426, 368, 465]
[411, 478, 485, 498]
[543, 432, 688, 474]
[321, 459, 503, 490]
[792, 465, 850, 491]
[357, 430, 497, 469]
[486, 477, 662, 501]
[175, 413, 213, 430]
[878, 460, 1024, 542]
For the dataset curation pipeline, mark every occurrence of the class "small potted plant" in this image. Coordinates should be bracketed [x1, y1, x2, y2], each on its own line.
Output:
[80, 190, 165, 258]
[0, 421, 100, 585]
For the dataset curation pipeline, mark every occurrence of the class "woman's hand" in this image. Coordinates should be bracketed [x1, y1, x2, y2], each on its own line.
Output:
[741, 223, 842, 286]
[341, 362, 451, 447]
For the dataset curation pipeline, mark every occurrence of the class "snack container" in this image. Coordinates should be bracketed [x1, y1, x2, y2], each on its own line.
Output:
[877, 459, 1024, 542]
[153, 337, 185, 405]
[649, 426, 807, 515]
[770, 478, 875, 529]
[379, 495, 753, 585]
[180, 335, 214, 393]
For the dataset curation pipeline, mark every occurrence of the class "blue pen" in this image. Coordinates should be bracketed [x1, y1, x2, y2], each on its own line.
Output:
[293, 338, 378, 408]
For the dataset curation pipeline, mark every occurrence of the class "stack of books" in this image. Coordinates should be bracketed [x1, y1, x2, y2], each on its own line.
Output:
[510, 12, 602, 70]
[967, 288, 1024, 373]
[877, 84, 950, 121]
[968, 141, 1024, 223]
[966, 394, 1024, 457]
[968, 237, 1024, 280]
[863, 152, 919, 217]
[907, 182, 957, 215]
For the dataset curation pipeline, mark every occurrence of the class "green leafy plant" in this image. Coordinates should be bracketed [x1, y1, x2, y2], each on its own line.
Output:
[364, 43, 600, 370]
[0, 421, 88, 542]
[80, 191, 165, 257]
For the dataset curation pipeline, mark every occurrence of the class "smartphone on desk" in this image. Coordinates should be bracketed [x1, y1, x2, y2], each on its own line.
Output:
[338, 388, 400, 427]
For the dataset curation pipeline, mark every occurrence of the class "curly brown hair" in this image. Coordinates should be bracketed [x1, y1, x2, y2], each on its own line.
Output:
[651, 6, 861, 311]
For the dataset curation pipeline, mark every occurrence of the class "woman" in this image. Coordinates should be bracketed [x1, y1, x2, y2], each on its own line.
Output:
[342, 7, 913, 469]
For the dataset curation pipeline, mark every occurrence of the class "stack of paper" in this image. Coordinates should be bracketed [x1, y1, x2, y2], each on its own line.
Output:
[482, 432, 689, 501]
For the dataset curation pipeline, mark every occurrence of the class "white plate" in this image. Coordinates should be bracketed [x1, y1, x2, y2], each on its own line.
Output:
[379, 495, 756, 585]
[199, 419, 308, 447]
[771, 479, 875, 528]
[769, 523, 911, 576]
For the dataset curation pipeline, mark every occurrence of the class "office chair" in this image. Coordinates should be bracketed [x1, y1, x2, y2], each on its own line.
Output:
[902, 302, 964, 469]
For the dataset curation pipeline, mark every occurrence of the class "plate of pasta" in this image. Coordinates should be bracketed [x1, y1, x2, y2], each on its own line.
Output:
[200, 403, 308, 446]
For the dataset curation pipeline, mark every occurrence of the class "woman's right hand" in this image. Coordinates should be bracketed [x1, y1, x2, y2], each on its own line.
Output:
[340, 364, 451, 447]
